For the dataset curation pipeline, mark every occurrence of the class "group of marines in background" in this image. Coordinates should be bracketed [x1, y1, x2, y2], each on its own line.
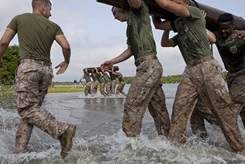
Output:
[81, 67, 127, 96]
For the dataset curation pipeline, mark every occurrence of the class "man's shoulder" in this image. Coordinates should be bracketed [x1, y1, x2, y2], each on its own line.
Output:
[186, 5, 201, 16]
[12, 13, 31, 19]
[18, 13, 32, 16]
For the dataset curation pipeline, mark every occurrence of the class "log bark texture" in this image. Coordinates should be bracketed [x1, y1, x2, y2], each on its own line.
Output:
[96, 0, 245, 31]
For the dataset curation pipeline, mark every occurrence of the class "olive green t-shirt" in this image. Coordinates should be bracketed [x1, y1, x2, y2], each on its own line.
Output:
[172, 6, 212, 64]
[116, 72, 124, 82]
[103, 72, 110, 83]
[97, 73, 105, 84]
[91, 73, 98, 82]
[215, 31, 245, 72]
[84, 73, 91, 82]
[7, 13, 63, 63]
[126, 1, 157, 60]
[110, 72, 116, 81]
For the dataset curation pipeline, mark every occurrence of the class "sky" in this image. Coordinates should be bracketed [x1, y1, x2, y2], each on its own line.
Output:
[0, 0, 244, 82]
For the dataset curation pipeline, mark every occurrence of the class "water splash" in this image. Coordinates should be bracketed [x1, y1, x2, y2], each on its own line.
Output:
[1, 85, 245, 163]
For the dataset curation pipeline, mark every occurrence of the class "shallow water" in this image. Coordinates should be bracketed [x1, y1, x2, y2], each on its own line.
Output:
[1, 84, 245, 164]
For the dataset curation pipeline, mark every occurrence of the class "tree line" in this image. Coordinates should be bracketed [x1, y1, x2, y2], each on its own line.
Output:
[123, 75, 182, 84]
[0, 45, 19, 85]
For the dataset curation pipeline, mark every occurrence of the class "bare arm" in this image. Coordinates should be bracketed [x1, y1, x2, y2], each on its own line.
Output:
[206, 29, 216, 44]
[0, 28, 16, 67]
[128, 0, 141, 9]
[95, 67, 99, 74]
[155, 0, 190, 17]
[54, 34, 71, 75]
[232, 32, 245, 40]
[101, 45, 133, 70]
[200, 10, 216, 44]
[161, 30, 175, 47]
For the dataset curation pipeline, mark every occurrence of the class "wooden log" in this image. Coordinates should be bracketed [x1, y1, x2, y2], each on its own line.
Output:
[96, 0, 245, 31]
[85, 66, 119, 73]
[190, 1, 245, 31]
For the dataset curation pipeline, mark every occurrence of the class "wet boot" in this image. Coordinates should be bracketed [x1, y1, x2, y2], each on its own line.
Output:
[59, 125, 76, 159]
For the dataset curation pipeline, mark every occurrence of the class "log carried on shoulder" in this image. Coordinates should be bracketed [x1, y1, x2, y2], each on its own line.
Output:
[96, 0, 245, 32]
[86, 66, 119, 73]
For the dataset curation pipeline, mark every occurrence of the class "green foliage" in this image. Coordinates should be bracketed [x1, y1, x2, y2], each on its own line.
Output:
[0, 85, 15, 95]
[0, 45, 19, 85]
[48, 86, 84, 93]
[123, 75, 182, 84]
[123, 72, 227, 84]
[161, 75, 182, 84]
[122, 76, 133, 84]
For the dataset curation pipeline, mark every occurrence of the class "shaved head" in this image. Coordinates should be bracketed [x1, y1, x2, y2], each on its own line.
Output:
[32, 0, 51, 9]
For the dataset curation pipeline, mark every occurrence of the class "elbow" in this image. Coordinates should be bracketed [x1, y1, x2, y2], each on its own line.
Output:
[161, 42, 168, 47]
[63, 44, 71, 52]
[154, 26, 161, 30]
[209, 37, 216, 44]
[0, 39, 10, 47]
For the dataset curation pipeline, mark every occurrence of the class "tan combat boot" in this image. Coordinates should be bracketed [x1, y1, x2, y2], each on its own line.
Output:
[59, 125, 76, 159]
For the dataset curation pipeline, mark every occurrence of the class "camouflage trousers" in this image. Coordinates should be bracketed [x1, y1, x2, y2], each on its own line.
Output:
[84, 81, 92, 96]
[191, 67, 245, 137]
[170, 59, 245, 153]
[15, 62, 69, 153]
[99, 82, 107, 96]
[105, 82, 111, 95]
[228, 67, 245, 127]
[116, 81, 126, 96]
[123, 59, 170, 137]
[92, 81, 99, 94]
[110, 80, 116, 94]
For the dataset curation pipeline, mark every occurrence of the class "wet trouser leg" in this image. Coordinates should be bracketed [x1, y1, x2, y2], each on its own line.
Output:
[92, 81, 99, 94]
[240, 107, 245, 128]
[190, 103, 207, 138]
[15, 119, 33, 153]
[15, 63, 69, 153]
[170, 72, 199, 145]
[228, 70, 245, 128]
[105, 82, 111, 95]
[122, 59, 169, 137]
[170, 60, 245, 153]
[201, 61, 244, 153]
[111, 80, 116, 94]
[190, 99, 219, 138]
[148, 83, 170, 136]
[116, 81, 125, 94]
[191, 69, 245, 136]
[100, 83, 106, 95]
[84, 82, 92, 96]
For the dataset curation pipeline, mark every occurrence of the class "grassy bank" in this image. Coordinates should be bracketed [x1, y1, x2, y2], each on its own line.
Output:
[0, 84, 84, 95]
[0, 85, 15, 95]
[48, 85, 84, 93]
